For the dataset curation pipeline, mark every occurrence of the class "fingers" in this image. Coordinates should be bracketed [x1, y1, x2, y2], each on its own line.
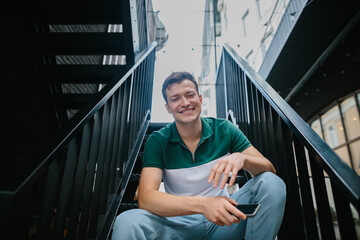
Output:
[227, 203, 247, 221]
[207, 161, 218, 183]
[208, 160, 225, 188]
[208, 154, 243, 189]
[228, 169, 238, 187]
[228, 198, 238, 206]
[221, 200, 243, 225]
[209, 162, 238, 189]
[219, 164, 232, 189]
[205, 197, 244, 226]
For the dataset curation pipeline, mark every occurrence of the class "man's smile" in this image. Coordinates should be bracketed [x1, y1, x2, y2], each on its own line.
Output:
[179, 107, 195, 114]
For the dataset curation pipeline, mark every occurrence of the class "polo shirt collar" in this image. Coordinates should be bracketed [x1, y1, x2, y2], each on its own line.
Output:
[169, 117, 213, 143]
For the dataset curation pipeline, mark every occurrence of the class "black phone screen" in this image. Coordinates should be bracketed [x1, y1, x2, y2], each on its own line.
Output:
[236, 203, 260, 217]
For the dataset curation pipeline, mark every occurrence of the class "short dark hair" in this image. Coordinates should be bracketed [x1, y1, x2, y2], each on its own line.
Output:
[162, 71, 199, 103]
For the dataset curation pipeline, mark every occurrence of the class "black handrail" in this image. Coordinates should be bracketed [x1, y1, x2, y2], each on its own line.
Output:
[216, 43, 360, 240]
[1, 42, 157, 239]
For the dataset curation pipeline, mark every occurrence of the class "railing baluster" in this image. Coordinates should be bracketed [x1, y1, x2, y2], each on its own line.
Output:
[225, 53, 234, 112]
[117, 78, 131, 178]
[126, 73, 135, 158]
[100, 95, 118, 214]
[253, 88, 264, 153]
[280, 120, 306, 240]
[233, 62, 241, 123]
[293, 137, 319, 240]
[331, 180, 357, 239]
[258, 95, 271, 160]
[246, 78, 258, 147]
[67, 123, 92, 239]
[237, 67, 245, 131]
[78, 113, 101, 238]
[241, 71, 251, 137]
[272, 113, 290, 240]
[216, 43, 360, 239]
[309, 155, 336, 240]
[89, 102, 111, 237]
[37, 157, 61, 239]
[54, 138, 79, 239]
[264, 104, 279, 166]
[216, 56, 226, 118]
[109, 89, 123, 194]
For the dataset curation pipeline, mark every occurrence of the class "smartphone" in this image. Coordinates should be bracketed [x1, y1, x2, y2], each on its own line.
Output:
[236, 203, 261, 217]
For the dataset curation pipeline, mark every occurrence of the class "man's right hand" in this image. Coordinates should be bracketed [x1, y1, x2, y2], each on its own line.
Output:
[201, 196, 246, 226]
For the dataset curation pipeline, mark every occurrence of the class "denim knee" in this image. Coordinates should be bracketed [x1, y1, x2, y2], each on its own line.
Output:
[255, 172, 286, 204]
[111, 209, 150, 239]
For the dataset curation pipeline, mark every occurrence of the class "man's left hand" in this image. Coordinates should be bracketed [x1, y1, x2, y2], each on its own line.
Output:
[208, 153, 245, 189]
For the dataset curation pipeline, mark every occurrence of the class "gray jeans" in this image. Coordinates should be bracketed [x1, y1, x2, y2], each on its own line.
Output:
[111, 172, 286, 240]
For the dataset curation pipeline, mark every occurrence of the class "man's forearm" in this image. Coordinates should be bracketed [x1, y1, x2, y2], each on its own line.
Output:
[138, 189, 205, 217]
[240, 152, 276, 176]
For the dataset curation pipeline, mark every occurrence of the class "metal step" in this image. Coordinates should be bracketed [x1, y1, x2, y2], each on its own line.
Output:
[45, 65, 130, 84]
[119, 203, 139, 212]
[36, 1, 128, 25]
[54, 93, 94, 109]
[41, 32, 132, 56]
[147, 122, 171, 133]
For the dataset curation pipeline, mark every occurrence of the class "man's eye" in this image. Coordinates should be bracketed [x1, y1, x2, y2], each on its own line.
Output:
[171, 98, 178, 102]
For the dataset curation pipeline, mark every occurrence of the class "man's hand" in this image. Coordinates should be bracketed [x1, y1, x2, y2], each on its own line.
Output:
[208, 153, 245, 189]
[208, 146, 276, 189]
[202, 196, 246, 226]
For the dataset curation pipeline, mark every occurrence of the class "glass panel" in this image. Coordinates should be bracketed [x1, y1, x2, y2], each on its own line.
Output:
[341, 97, 360, 140]
[350, 140, 360, 176]
[310, 118, 323, 139]
[334, 146, 351, 168]
[321, 105, 346, 148]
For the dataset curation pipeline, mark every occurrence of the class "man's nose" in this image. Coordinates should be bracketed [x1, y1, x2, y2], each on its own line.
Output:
[181, 96, 190, 105]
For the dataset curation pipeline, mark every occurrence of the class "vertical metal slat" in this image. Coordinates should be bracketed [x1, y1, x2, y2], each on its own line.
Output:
[100, 95, 118, 214]
[309, 155, 336, 240]
[67, 123, 92, 239]
[54, 138, 79, 239]
[37, 157, 61, 239]
[331, 181, 357, 239]
[88, 102, 111, 237]
[293, 137, 319, 240]
[78, 113, 102, 238]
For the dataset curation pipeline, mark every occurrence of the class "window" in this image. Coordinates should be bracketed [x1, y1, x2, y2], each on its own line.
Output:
[310, 92, 360, 175]
[255, 0, 262, 19]
[321, 105, 345, 148]
[260, 32, 273, 57]
[341, 97, 360, 140]
[242, 10, 249, 36]
[245, 50, 253, 61]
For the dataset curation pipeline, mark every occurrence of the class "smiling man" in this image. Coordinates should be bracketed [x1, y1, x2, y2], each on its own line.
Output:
[111, 71, 286, 240]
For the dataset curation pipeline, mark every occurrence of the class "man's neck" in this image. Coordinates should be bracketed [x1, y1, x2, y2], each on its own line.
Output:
[175, 117, 202, 142]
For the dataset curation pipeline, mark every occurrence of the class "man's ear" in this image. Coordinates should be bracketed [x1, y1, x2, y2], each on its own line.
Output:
[199, 94, 202, 104]
[165, 103, 172, 114]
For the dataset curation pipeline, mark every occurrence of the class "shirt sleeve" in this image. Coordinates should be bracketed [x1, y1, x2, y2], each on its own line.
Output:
[225, 120, 252, 153]
[142, 133, 164, 169]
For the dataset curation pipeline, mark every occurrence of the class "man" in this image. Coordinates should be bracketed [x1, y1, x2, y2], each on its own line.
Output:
[112, 71, 286, 239]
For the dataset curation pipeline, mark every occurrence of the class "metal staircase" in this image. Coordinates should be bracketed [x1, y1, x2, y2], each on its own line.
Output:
[35, 0, 138, 124]
[118, 123, 168, 214]
[0, 1, 156, 239]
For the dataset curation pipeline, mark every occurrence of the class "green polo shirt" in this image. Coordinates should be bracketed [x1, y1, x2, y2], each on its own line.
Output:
[142, 117, 251, 197]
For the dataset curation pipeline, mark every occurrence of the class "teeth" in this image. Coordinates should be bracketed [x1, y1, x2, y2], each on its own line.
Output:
[182, 109, 193, 113]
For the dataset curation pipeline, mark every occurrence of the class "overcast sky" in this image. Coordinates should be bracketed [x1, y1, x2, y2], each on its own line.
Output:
[150, 0, 207, 122]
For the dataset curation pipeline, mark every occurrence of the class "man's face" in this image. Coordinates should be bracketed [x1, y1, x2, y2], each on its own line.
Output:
[165, 79, 202, 125]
